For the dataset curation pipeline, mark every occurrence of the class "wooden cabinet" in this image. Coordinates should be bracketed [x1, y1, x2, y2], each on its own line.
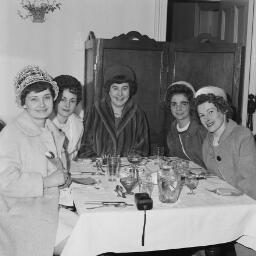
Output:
[169, 33, 243, 122]
[84, 31, 243, 152]
[84, 31, 170, 152]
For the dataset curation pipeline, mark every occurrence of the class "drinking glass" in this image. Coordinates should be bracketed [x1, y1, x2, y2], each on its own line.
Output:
[120, 168, 138, 195]
[127, 150, 142, 174]
[139, 174, 154, 197]
[185, 174, 199, 194]
[107, 156, 120, 181]
[152, 145, 164, 167]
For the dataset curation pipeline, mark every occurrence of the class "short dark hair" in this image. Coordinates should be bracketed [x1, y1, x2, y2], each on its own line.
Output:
[104, 77, 137, 98]
[53, 75, 82, 105]
[194, 93, 233, 120]
[103, 65, 137, 98]
[20, 82, 55, 106]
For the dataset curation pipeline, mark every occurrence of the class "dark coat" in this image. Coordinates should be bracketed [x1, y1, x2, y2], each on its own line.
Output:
[78, 98, 149, 157]
[167, 119, 207, 168]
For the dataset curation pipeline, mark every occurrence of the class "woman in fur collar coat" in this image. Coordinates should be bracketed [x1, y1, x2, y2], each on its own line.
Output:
[78, 65, 149, 157]
[0, 66, 69, 256]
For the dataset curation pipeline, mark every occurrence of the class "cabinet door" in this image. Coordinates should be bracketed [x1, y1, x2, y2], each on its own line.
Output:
[85, 31, 170, 151]
[219, 0, 249, 45]
[169, 33, 243, 122]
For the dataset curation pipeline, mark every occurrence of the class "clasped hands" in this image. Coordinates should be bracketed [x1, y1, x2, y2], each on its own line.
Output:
[44, 153, 71, 189]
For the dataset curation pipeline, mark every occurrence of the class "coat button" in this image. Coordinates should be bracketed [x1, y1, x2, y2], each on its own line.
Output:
[217, 156, 221, 161]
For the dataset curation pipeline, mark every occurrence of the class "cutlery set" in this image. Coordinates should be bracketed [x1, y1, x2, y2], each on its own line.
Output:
[84, 201, 133, 210]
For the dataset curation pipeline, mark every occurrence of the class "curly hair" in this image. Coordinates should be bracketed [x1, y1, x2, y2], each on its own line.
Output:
[53, 75, 82, 105]
[20, 82, 55, 106]
[194, 93, 233, 120]
[104, 75, 137, 98]
[165, 84, 194, 104]
[165, 83, 195, 117]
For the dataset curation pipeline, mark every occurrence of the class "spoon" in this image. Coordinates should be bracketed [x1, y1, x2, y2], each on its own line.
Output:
[115, 185, 126, 198]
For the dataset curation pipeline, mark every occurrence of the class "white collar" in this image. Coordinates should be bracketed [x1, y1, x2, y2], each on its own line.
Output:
[176, 121, 190, 132]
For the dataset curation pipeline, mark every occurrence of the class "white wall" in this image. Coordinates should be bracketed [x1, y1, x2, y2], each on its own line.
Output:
[0, 0, 167, 124]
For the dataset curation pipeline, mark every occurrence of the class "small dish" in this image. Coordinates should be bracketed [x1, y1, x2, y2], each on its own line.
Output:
[71, 177, 97, 185]
[207, 187, 243, 196]
[189, 168, 206, 178]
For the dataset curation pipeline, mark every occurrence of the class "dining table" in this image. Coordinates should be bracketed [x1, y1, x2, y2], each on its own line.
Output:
[60, 157, 256, 256]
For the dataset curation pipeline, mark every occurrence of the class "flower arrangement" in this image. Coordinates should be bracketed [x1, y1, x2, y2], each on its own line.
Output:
[18, 0, 61, 23]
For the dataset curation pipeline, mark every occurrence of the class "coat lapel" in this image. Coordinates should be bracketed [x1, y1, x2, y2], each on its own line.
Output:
[95, 99, 117, 145]
[116, 99, 137, 137]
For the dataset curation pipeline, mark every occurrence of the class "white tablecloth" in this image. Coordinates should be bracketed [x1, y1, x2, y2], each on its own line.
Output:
[61, 160, 256, 256]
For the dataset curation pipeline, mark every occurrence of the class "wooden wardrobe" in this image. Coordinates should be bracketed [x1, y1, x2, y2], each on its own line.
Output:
[83, 31, 243, 153]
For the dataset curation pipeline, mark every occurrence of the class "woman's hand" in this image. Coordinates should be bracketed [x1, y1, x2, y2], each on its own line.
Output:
[44, 154, 71, 188]
[59, 172, 72, 189]
[43, 170, 67, 188]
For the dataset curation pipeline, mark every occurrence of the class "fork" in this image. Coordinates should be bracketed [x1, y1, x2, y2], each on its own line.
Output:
[96, 160, 105, 175]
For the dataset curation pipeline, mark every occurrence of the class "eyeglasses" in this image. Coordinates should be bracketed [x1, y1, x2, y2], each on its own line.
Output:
[170, 101, 189, 109]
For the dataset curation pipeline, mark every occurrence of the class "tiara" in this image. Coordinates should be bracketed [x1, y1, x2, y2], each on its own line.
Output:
[14, 65, 59, 106]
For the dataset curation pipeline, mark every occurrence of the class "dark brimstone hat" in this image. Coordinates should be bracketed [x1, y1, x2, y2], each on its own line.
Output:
[103, 65, 135, 85]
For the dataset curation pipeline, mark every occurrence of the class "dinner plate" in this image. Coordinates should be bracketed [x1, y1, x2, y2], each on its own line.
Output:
[207, 187, 243, 196]
[71, 177, 97, 185]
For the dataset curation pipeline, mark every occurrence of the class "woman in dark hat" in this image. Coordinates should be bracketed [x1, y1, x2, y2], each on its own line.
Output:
[78, 64, 149, 157]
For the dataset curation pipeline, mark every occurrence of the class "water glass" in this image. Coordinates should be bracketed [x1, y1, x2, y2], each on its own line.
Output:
[107, 156, 120, 181]
[152, 146, 164, 158]
[139, 174, 154, 197]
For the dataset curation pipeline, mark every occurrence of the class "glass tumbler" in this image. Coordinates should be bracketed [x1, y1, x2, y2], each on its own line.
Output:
[107, 156, 120, 181]
[139, 174, 154, 197]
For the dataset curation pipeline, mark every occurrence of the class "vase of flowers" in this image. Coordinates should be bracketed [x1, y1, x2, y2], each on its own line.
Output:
[18, 0, 61, 23]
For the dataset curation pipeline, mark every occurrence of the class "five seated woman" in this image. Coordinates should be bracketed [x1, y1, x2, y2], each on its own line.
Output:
[1, 63, 256, 256]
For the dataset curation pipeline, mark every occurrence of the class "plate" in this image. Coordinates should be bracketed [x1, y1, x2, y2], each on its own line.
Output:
[190, 168, 206, 176]
[71, 177, 97, 185]
[207, 187, 243, 196]
[190, 168, 204, 175]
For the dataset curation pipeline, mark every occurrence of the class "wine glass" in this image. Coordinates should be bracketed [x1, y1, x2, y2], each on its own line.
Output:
[185, 174, 199, 194]
[127, 150, 143, 174]
[120, 169, 139, 195]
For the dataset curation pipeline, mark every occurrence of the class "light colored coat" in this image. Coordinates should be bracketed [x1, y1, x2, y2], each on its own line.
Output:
[0, 111, 65, 256]
[203, 119, 256, 199]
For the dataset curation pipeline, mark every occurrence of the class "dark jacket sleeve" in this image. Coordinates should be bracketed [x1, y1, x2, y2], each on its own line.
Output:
[134, 109, 149, 157]
[77, 107, 97, 158]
